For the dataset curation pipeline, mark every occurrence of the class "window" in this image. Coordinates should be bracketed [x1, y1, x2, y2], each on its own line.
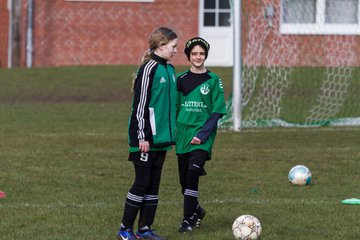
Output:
[281, 0, 360, 35]
[282, 0, 316, 24]
[203, 0, 231, 27]
[326, 0, 358, 23]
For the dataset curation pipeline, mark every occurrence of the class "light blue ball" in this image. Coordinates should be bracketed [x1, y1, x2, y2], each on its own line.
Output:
[288, 165, 312, 186]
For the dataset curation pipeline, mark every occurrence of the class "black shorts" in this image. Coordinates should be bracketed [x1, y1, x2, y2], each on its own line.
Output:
[177, 149, 208, 176]
[128, 150, 166, 168]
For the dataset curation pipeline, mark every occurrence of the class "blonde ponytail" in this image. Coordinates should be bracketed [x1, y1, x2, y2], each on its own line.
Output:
[131, 27, 177, 94]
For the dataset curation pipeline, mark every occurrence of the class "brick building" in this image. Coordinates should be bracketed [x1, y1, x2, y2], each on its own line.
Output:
[0, 0, 9, 67]
[0, 0, 199, 67]
[1, 0, 360, 68]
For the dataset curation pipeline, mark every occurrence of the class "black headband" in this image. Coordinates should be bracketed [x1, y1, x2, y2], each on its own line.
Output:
[184, 37, 210, 60]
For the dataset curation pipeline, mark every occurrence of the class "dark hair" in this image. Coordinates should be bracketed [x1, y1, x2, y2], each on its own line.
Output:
[184, 37, 210, 60]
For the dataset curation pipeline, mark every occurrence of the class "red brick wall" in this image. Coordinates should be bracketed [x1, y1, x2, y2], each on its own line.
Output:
[0, 0, 9, 68]
[30, 0, 198, 67]
[244, 0, 360, 67]
[2, 0, 360, 68]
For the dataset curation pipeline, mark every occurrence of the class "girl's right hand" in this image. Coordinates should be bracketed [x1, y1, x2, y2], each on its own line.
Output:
[139, 140, 150, 153]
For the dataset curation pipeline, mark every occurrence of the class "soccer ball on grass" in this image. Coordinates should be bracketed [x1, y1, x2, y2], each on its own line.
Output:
[232, 214, 262, 240]
[288, 165, 312, 186]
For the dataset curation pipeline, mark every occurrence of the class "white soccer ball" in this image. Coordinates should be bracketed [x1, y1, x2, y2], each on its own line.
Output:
[288, 165, 312, 186]
[232, 214, 262, 240]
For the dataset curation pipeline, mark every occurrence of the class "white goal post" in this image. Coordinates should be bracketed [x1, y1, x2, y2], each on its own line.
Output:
[224, 0, 360, 130]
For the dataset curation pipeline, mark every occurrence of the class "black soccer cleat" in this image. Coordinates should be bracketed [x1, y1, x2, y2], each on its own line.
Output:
[194, 207, 206, 228]
[178, 220, 193, 233]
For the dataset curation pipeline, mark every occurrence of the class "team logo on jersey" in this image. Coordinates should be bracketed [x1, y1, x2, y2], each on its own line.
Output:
[160, 77, 166, 83]
[200, 84, 210, 95]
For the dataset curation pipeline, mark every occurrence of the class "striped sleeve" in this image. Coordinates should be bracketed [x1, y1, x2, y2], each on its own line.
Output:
[136, 60, 157, 141]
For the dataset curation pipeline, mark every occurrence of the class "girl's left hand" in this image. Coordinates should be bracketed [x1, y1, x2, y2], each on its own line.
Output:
[190, 137, 201, 145]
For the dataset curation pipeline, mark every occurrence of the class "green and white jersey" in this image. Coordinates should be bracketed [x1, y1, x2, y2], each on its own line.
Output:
[176, 70, 227, 157]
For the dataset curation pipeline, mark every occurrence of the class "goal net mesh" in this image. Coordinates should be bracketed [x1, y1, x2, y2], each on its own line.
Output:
[221, 0, 360, 129]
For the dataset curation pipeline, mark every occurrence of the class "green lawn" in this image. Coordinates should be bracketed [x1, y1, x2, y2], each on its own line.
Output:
[0, 66, 359, 239]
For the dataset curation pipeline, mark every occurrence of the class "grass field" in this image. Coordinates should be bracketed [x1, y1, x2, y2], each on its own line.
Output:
[1, 66, 360, 240]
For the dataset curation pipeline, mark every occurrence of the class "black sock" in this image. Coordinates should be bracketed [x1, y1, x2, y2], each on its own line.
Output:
[121, 192, 143, 228]
[138, 195, 158, 229]
[195, 204, 203, 215]
[183, 170, 200, 225]
[183, 191, 198, 225]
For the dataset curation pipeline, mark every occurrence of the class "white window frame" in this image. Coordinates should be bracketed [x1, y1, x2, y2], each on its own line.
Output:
[280, 0, 360, 35]
[201, 0, 232, 28]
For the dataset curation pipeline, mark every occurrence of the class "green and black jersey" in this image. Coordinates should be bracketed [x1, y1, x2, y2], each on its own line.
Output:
[176, 70, 227, 158]
[128, 53, 177, 152]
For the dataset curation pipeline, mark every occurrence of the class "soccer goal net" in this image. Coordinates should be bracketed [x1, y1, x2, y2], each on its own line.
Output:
[221, 0, 360, 129]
